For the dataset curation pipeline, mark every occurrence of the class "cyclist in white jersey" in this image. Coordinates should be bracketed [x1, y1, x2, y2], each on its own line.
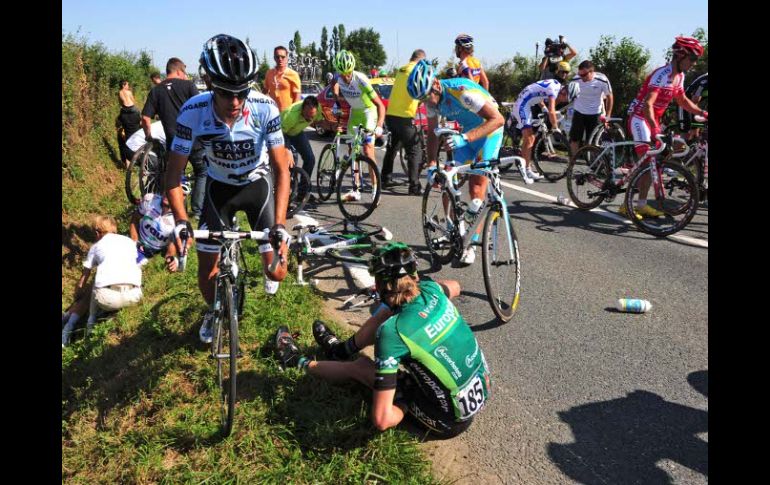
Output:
[512, 62, 570, 183]
[129, 193, 178, 270]
[165, 34, 292, 343]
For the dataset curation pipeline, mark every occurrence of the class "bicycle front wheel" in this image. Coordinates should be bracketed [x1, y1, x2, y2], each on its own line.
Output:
[624, 160, 699, 237]
[421, 175, 460, 266]
[288, 166, 310, 218]
[566, 145, 612, 210]
[316, 144, 337, 201]
[125, 143, 162, 204]
[336, 155, 381, 221]
[533, 131, 570, 181]
[214, 278, 239, 436]
[481, 205, 521, 323]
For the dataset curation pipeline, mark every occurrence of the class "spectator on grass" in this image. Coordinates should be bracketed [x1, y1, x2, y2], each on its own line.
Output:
[150, 72, 162, 85]
[62, 216, 143, 347]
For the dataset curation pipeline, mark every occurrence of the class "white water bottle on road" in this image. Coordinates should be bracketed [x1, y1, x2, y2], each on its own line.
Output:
[556, 193, 570, 206]
[616, 298, 652, 313]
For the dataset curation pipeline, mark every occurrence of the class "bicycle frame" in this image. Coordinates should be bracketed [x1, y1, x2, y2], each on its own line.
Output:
[425, 160, 516, 262]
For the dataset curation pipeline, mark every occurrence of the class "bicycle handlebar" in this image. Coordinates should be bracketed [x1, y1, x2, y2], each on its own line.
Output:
[191, 230, 270, 241]
[434, 127, 460, 137]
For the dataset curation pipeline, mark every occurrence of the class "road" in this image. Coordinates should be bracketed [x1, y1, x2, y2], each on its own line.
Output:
[294, 130, 708, 484]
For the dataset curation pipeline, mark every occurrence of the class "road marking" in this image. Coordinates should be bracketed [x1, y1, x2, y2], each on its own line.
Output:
[498, 180, 708, 249]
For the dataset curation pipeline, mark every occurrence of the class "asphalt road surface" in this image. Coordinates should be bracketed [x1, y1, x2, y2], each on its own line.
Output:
[294, 129, 708, 484]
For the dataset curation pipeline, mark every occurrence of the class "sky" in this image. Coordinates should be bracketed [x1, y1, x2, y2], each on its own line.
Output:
[62, 0, 707, 74]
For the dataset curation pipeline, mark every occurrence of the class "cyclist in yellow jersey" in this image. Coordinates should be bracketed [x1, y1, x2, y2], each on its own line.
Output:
[455, 34, 489, 90]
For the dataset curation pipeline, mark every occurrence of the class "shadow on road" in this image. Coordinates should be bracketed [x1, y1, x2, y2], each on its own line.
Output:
[547, 372, 708, 484]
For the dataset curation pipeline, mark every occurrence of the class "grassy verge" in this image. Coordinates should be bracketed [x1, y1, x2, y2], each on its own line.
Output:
[62, 239, 439, 484]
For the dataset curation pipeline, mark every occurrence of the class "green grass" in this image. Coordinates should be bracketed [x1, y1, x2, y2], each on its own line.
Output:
[62, 240, 440, 484]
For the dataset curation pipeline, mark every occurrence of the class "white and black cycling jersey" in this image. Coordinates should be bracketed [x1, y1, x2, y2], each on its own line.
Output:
[171, 90, 284, 186]
[569, 72, 612, 115]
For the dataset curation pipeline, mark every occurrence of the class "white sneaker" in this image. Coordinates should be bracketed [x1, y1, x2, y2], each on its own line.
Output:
[526, 168, 544, 181]
[342, 189, 361, 202]
[264, 278, 280, 295]
[459, 247, 476, 265]
[199, 311, 215, 344]
[515, 160, 534, 185]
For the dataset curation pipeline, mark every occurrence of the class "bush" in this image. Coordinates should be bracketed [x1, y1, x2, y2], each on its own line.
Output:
[486, 54, 540, 103]
[588, 36, 651, 115]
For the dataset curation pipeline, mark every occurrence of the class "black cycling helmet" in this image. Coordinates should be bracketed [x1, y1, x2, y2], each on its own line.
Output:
[368, 242, 418, 282]
[200, 34, 257, 92]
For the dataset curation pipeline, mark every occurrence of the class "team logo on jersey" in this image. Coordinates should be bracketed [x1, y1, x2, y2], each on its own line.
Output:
[212, 140, 256, 160]
[266, 116, 282, 134]
[465, 340, 479, 368]
[434, 346, 462, 379]
[375, 356, 398, 369]
[176, 124, 192, 140]
[181, 101, 208, 113]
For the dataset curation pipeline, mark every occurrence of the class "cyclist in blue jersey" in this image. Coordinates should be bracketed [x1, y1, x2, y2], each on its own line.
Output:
[406, 60, 504, 265]
[165, 34, 292, 343]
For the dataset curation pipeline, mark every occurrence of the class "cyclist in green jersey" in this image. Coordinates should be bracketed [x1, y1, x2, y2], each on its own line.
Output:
[331, 50, 387, 201]
[274, 242, 490, 437]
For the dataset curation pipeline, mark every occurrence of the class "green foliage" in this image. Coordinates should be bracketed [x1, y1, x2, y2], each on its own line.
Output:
[688, 28, 708, 80]
[293, 30, 302, 54]
[257, 51, 270, 83]
[589, 35, 650, 114]
[320, 26, 329, 61]
[345, 28, 387, 71]
[485, 54, 541, 102]
[338, 24, 346, 50]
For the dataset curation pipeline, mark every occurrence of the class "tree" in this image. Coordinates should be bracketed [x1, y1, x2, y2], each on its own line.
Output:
[338, 24, 346, 50]
[485, 54, 540, 102]
[331, 26, 339, 58]
[589, 35, 650, 113]
[320, 26, 328, 61]
[689, 27, 708, 80]
[257, 51, 270, 83]
[308, 41, 317, 58]
[293, 31, 302, 54]
[344, 28, 386, 71]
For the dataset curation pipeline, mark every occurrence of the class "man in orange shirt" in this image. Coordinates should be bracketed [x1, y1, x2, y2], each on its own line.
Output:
[455, 34, 489, 90]
[263, 45, 301, 112]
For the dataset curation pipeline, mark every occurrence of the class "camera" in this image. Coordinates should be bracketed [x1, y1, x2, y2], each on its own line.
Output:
[544, 35, 568, 60]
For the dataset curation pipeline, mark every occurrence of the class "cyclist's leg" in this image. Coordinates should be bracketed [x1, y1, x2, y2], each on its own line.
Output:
[401, 118, 422, 190]
[306, 355, 377, 388]
[197, 178, 237, 305]
[288, 132, 316, 179]
[628, 115, 654, 206]
[242, 175, 287, 283]
[189, 143, 207, 218]
[381, 115, 399, 183]
[396, 372, 472, 438]
[516, 103, 536, 168]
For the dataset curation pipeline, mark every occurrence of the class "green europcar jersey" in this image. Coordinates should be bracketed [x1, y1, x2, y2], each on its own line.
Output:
[374, 279, 491, 421]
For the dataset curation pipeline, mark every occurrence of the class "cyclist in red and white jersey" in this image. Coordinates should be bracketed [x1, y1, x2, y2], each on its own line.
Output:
[623, 36, 708, 219]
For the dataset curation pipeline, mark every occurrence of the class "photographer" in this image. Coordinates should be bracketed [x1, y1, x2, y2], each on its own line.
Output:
[539, 35, 577, 80]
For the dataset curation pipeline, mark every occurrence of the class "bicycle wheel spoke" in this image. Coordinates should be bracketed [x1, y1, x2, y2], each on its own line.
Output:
[567, 145, 612, 209]
[336, 156, 381, 221]
[421, 181, 457, 265]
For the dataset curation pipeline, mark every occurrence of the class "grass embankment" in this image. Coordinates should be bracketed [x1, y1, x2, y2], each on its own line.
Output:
[62, 34, 439, 484]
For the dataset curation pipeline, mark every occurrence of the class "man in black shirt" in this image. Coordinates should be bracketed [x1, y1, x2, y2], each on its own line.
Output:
[141, 57, 206, 219]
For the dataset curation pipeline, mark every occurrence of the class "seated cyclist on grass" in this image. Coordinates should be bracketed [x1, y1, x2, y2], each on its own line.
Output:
[273, 242, 491, 438]
[406, 60, 504, 266]
[331, 50, 387, 202]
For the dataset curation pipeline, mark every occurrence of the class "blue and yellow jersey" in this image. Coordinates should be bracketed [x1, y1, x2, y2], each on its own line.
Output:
[426, 78, 497, 131]
[458, 56, 483, 84]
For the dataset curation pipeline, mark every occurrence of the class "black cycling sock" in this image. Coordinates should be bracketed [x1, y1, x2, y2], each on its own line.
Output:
[339, 335, 360, 359]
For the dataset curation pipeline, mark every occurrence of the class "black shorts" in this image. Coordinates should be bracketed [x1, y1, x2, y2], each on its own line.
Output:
[569, 111, 601, 143]
[394, 371, 473, 438]
[197, 176, 275, 253]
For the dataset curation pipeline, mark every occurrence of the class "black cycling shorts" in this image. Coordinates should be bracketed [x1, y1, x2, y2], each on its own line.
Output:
[395, 371, 473, 439]
[569, 111, 601, 143]
[197, 176, 275, 253]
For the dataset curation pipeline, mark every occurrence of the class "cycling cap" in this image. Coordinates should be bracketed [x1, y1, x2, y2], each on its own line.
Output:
[455, 34, 474, 49]
[672, 36, 704, 57]
[567, 82, 579, 102]
[200, 34, 257, 91]
[368, 242, 418, 281]
[334, 50, 356, 75]
[556, 61, 571, 73]
[406, 60, 436, 99]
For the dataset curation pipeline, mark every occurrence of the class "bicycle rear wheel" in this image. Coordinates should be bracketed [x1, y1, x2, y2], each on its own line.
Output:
[566, 145, 612, 210]
[125, 142, 164, 204]
[336, 155, 381, 221]
[533, 131, 570, 181]
[421, 174, 460, 266]
[214, 278, 238, 436]
[589, 121, 626, 146]
[288, 166, 310, 218]
[481, 204, 521, 323]
[316, 144, 337, 201]
[624, 160, 699, 237]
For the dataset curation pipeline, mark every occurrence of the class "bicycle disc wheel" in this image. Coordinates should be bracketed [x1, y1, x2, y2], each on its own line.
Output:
[481, 204, 521, 323]
[566, 145, 612, 210]
[214, 278, 238, 436]
[336, 155, 381, 221]
[625, 160, 699, 237]
[316, 144, 337, 201]
[421, 174, 460, 266]
[287, 166, 310, 218]
[533, 131, 570, 181]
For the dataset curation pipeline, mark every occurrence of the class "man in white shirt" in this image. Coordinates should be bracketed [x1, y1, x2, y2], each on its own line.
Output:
[126, 120, 166, 159]
[568, 60, 613, 156]
[62, 216, 143, 347]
